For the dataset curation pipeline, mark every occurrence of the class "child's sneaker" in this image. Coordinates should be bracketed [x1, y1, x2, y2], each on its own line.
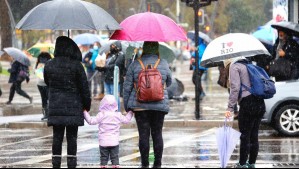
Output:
[112, 165, 120, 168]
[100, 165, 108, 168]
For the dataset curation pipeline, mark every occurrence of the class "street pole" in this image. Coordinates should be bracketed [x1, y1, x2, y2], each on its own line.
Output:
[193, 0, 201, 120]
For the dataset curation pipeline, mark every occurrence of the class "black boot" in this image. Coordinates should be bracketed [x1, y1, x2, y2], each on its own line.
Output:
[52, 156, 62, 168]
[67, 155, 77, 168]
[41, 108, 49, 121]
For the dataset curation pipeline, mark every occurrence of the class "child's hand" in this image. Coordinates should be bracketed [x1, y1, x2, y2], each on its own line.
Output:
[128, 111, 134, 114]
[84, 110, 89, 114]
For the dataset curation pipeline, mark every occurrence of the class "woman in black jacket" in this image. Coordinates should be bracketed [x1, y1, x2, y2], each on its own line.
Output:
[271, 30, 299, 81]
[44, 36, 91, 168]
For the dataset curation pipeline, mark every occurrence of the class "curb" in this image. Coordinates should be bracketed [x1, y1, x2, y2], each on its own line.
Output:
[1, 120, 273, 130]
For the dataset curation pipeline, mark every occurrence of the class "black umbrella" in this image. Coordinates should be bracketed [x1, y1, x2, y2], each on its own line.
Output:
[271, 21, 299, 37]
[16, 0, 120, 31]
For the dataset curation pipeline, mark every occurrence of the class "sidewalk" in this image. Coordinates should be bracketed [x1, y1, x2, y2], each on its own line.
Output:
[0, 61, 231, 128]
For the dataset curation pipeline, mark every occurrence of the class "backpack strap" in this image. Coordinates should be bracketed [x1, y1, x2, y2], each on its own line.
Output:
[154, 58, 161, 69]
[137, 59, 146, 70]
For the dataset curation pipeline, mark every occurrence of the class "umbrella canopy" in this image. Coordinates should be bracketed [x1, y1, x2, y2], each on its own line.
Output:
[271, 21, 299, 37]
[216, 121, 241, 168]
[125, 43, 176, 63]
[252, 26, 276, 45]
[27, 43, 55, 58]
[187, 31, 212, 44]
[73, 33, 104, 45]
[201, 33, 270, 68]
[110, 12, 187, 42]
[3, 48, 31, 66]
[16, 0, 121, 31]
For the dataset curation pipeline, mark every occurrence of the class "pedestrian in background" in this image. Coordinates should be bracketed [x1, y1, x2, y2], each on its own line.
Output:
[124, 41, 172, 168]
[84, 95, 133, 168]
[270, 30, 299, 81]
[44, 36, 91, 168]
[191, 37, 208, 100]
[225, 58, 265, 168]
[7, 59, 32, 105]
[83, 42, 101, 98]
[35, 52, 52, 121]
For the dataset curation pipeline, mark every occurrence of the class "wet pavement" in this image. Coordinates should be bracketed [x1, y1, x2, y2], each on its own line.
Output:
[0, 61, 299, 168]
[0, 127, 298, 168]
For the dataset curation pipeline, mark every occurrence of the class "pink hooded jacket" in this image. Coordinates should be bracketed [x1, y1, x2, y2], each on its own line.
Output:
[84, 95, 133, 147]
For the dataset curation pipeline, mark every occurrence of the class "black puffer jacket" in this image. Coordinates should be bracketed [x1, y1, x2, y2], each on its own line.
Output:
[8, 61, 22, 83]
[44, 36, 91, 126]
[101, 42, 125, 84]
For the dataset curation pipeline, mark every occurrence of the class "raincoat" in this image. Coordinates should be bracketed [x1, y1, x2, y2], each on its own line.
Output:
[84, 95, 133, 147]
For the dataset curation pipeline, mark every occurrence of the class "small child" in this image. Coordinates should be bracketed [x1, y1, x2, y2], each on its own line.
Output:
[84, 95, 133, 168]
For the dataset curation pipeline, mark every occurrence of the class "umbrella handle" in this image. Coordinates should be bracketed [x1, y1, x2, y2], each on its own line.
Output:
[224, 118, 234, 128]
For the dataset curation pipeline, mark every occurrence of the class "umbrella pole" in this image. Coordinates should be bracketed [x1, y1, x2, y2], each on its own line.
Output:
[193, 1, 201, 120]
[68, 30, 70, 37]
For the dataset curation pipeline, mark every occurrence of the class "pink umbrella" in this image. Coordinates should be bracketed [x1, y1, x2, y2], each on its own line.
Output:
[110, 12, 187, 42]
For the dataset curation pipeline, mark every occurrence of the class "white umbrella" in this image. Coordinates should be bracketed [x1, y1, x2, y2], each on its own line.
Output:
[3, 48, 31, 66]
[201, 33, 271, 68]
[216, 120, 241, 168]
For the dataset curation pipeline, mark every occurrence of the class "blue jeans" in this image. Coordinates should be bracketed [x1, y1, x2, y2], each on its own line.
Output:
[105, 83, 121, 111]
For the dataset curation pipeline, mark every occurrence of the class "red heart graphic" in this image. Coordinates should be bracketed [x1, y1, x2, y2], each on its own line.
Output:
[227, 42, 233, 47]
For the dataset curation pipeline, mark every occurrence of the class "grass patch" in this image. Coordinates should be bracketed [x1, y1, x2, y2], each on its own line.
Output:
[0, 69, 10, 76]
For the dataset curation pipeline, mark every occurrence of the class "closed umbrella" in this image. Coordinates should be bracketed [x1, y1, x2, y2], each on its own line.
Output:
[216, 120, 241, 168]
[16, 0, 120, 31]
[3, 48, 31, 66]
[110, 12, 187, 42]
[201, 33, 270, 68]
[271, 21, 299, 37]
[73, 33, 104, 45]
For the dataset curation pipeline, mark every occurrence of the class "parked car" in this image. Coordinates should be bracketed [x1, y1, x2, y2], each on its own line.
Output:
[264, 80, 299, 136]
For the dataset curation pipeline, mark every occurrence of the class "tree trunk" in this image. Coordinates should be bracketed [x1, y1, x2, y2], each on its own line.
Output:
[0, 0, 12, 50]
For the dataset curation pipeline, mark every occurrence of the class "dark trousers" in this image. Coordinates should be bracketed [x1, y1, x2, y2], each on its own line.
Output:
[238, 95, 265, 165]
[52, 126, 79, 168]
[9, 81, 30, 102]
[135, 111, 166, 167]
[192, 70, 205, 95]
[37, 85, 48, 108]
[100, 145, 120, 166]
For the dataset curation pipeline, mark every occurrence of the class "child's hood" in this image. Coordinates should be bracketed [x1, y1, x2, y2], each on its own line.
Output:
[99, 95, 118, 113]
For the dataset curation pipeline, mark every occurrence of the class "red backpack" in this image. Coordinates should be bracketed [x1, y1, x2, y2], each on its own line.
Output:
[135, 58, 164, 102]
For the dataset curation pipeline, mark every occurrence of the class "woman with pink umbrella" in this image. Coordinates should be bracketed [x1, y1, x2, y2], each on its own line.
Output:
[112, 12, 187, 168]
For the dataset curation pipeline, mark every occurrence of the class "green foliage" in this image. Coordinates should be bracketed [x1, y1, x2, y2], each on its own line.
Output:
[224, 0, 272, 33]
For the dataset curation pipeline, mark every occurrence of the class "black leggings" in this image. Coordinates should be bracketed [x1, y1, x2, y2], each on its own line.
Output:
[37, 85, 48, 109]
[9, 81, 30, 102]
[52, 126, 78, 156]
[238, 95, 265, 165]
[135, 111, 166, 167]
